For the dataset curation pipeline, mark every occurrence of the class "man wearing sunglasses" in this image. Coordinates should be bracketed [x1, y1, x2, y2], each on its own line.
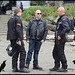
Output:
[25, 10, 48, 70]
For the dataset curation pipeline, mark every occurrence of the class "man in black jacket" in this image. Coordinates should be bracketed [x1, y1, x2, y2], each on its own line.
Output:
[7, 7, 30, 73]
[49, 7, 71, 72]
[25, 10, 48, 70]
[71, 17, 75, 42]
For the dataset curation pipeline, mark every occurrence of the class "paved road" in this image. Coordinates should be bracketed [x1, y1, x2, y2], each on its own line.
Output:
[0, 35, 75, 74]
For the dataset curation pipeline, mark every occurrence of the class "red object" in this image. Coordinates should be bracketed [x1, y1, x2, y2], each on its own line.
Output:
[51, 4, 53, 7]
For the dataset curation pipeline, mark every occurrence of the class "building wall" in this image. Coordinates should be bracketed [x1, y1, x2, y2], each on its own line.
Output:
[55, 1, 64, 6]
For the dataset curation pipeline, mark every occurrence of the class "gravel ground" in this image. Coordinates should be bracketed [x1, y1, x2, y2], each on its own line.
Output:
[0, 35, 75, 74]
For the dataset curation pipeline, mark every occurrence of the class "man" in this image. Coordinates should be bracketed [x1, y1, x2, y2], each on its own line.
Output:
[25, 10, 48, 70]
[7, 7, 30, 73]
[49, 7, 71, 72]
[71, 17, 75, 43]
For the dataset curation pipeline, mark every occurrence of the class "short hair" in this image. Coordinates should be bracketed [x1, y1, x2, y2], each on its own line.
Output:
[14, 7, 21, 15]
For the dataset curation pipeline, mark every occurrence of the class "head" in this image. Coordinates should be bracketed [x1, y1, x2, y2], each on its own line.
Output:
[73, 60, 75, 64]
[3, 60, 6, 63]
[35, 10, 42, 20]
[14, 7, 22, 17]
[57, 7, 65, 16]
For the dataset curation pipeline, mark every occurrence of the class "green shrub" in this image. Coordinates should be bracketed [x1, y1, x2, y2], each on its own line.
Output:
[21, 5, 75, 23]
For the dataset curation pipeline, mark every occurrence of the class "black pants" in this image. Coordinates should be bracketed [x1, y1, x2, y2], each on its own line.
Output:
[10, 40, 26, 69]
[73, 32, 75, 41]
[52, 38, 67, 69]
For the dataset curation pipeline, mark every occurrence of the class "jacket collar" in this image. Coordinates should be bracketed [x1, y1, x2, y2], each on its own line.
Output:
[60, 14, 65, 18]
[33, 17, 43, 22]
[32, 18, 43, 25]
[14, 14, 20, 18]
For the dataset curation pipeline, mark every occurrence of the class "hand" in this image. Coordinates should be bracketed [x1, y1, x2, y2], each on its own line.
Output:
[17, 41, 21, 46]
[27, 40, 30, 43]
[73, 30, 75, 32]
[41, 40, 44, 43]
[58, 36, 61, 40]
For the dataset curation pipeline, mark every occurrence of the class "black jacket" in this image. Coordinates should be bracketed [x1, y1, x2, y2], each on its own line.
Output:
[71, 17, 75, 30]
[55, 14, 71, 39]
[7, 15, 23, 41]
[26, 18, 48, 41]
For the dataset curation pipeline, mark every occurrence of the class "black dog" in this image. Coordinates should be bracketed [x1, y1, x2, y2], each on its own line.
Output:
[72, 60, 75, 64]
[0, 60, 6, 72]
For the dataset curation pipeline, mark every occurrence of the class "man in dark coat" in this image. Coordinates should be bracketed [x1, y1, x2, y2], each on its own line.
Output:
[71, 17, 75, 42]
[25, 10, 48, 70]
[7, 7, 30, 73]
[49, 7, 71, 72]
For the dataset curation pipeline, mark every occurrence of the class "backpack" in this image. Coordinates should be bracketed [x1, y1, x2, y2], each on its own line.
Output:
[65, 16, 71, 33]
[7, 16, 16, 40]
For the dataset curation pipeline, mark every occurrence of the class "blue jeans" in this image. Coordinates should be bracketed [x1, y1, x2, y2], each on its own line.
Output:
[26, 39, 42, 67]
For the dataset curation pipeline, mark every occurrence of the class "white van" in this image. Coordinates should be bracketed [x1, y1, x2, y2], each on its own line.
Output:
[21, 1, 30, 10]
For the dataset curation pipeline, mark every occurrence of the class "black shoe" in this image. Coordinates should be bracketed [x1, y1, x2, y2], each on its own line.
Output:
[33, 66, 43, 70]
[57, 68, 68, 72]
[12, 68, 19, 72]
[49, 67, 59, 71]
[20, 68, 30, 73]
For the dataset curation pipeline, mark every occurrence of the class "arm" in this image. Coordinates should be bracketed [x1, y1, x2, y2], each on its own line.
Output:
[58, 18, 70, 37]
[15, 18, 22, 46]
[43, 21, 48, 41]
[16, 18, 22, 41]
[26, 20, 31, 42]
[71, 17, 75, 31]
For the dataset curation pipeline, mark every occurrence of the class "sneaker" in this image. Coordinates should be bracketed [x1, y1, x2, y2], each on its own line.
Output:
[49, 67, 59, 71]
[33, 66, 43, 70]
[25, 64, 29, 69]
[70, 42, 75, 46]
[20, 68, 30, 73]
[12, 68, 19, 72]
[57, 68, 68, 72]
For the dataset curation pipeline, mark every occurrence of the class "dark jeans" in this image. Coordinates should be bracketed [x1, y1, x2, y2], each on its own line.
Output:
[26, 39, 42, 67]
[10, 40, 26, 69]
[52, 39, 67, 69]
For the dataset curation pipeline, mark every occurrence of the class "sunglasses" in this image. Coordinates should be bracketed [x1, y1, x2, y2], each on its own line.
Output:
[37, 13, 42, 15]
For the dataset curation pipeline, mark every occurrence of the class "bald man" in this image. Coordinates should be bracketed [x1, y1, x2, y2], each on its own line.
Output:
[25, 10, 48, 70]
[49, 7, 71, 72]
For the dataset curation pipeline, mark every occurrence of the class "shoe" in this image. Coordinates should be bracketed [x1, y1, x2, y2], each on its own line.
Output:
[12, 68, 19, 72]
[49, 67, 59, 71]
[33, 66, 43, 70]
[57, 68, 68, 72]
[20, 68, 30, 73]
[70, 42, 75, 46]
[25, 64, 29, 69]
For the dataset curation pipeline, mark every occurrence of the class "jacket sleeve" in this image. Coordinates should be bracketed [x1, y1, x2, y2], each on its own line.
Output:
[59, 18, 70, 37]
[71, 17, 75, 30]
[15, 18, 22, 41]
[43, 21, 48, 41]
[26, 20, 31, 41]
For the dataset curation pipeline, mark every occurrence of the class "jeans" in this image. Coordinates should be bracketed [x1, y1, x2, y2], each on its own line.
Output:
[26, 39, 42, 67]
